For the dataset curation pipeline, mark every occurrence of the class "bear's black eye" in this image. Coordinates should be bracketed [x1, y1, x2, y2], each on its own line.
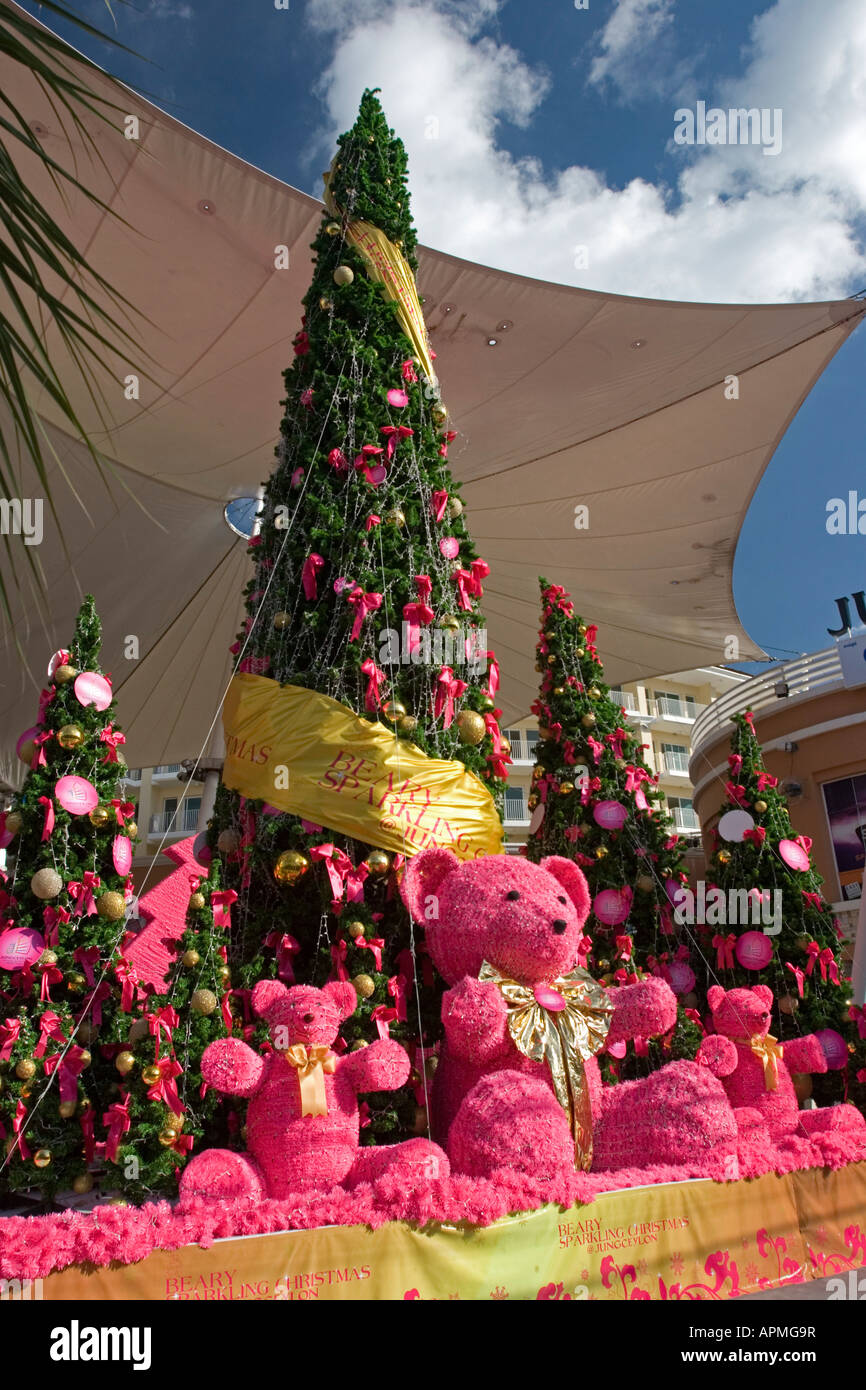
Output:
[557, 895, 567, 904]
[506, 890, 520, 901]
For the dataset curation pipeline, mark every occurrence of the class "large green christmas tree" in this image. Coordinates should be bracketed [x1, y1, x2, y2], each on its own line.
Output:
[172, 90, 506, 1146]
[0, 598, 181, 1203]
[697, 712, 866, 1112]
[525, 579, 702, 1080]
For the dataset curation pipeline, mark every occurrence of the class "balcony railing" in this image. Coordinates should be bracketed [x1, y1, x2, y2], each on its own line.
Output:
[670, 808, 701, 833]
[658, 750, 690, 776]
[153, 764, 182, 777]
[651, 697, 705, 721]
[504, 794, 530, 825]
[505, 738, 539, 764]
[148, 804, 200, 836]
[690, 645, 844, 761]
[608, 690, 638, 712]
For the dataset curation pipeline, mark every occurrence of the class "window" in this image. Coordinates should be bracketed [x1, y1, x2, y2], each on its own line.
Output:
[661, 741, 689, 773]
[505, 787, 527, 820]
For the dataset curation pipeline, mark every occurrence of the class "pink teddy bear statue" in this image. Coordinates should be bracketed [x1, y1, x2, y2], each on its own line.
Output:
[697, 985, 866, 1166]
[401, 848, 737, 1180]
[179, 979, 448, 1201]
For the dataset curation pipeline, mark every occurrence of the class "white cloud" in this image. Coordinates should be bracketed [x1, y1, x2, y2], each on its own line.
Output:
[147, 0, 193, 18]
[308, 0, 866, 303]
[588, 0, 682, 98]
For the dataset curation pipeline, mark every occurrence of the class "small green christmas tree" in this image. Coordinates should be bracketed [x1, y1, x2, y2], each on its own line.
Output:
[697, 711, 865, 1112]
[0, 598, 179, 1202]
[525, 579, 702, 1080]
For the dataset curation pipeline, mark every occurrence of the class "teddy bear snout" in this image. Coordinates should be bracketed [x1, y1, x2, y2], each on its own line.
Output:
[552, 919, 567, 934]
[303, 1013, 315, 1023]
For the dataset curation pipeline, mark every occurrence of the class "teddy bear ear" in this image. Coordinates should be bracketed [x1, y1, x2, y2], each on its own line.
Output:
[251, 978, 289, 1020]
[540, 856, 591, 924]
[707, 985, 725, 1012]
[753, 984, 774, 1009]
[323, 981, 357, 1022]
[400, 846, 460, 923]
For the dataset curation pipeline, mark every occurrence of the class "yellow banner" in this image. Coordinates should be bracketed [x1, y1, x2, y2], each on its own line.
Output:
[221, 674, 503, 861]
[344, 221, 436, 385]
[38, 1165, 863, 1301]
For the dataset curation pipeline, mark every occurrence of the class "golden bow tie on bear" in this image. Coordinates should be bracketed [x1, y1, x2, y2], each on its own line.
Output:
[283, 1044, 337, 1117]
[733, 1032, 784, 1091]
[479, 961, 614, 1170]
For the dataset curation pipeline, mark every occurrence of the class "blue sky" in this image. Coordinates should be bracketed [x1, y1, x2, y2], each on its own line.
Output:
[26, 0, 866, 667]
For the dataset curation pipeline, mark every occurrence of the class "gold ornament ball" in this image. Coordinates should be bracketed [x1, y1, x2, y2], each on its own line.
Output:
[115, 1051, 135, 1076]
[397, 714, 418, 737]
[72, 1172, 94, 1195]
[182, 949, 200, 968]
[39, 948, 58, 967]
[77, 1050, 92, 1069]
[17, 738, 36, 764]
[754, 800, 768, 813]
[553, 686, 565, 696]
[54, 664, 77, 684]
[559, 782, 575, 796]
[77, 1021, 96, 1044]
[58, 1100, 77, 1119]
[88, 805, 111, 829]
[67, 972, 87, 993]
[382, 700, 407, 723]
[33, 1149, 52, 1169]
[141, 1064, 162, 1086]
[106, 1197, 128, 1208]
[15, 1058, 36, 1081]
[219, 966, 231, 983]
[479, 695, 496, 713]
[96, 891, 125, 922]
[350, 1040, 368, 1051]
[455, 709, 486, 746]
[499, 738, 511, 756]
[447, 497, 463, 519]
[717, 851, 731, 865]
[217, 828, 240, 854]
[189, 891, 206, 912]
[191, 988, 218, 1016]
[795, 936, 812, 952]
[547, 654, 557, 666]
[324, 220, 341, 237]
[4, 811, 22, 836]
[575, 647, 586, 659]
[544, 629, 556, 640]
[578, 623, 588, 636]
[158, 1129, 179, 1148]
[347, 920, 366, 940]
[333, 265, 354, 286]
[637, 875, 654, 893]
[273, 611, 291, 631]
[527, 795, 539, 811]
[318, 297, 333, 312]
[597, 959, 611, 972]
[126, 821, 138, 840]
[57, 723, 86, 750]
[441, 614, 461, 632]
[779, 994, 799, 1015]
[581, 712, 597, 729]
[76, 1099, 93, 1116]
[431, 403, 448, 424]
[588, 686, 602, 700]
[273, 849, 309, 885]
[352, 973, 376, 999]
[31, 867, 63, 900]
[384, 508, 406, 528]
[365, 850, 391, 877]
[534, 662, 544, 674]
[595, 846, 608, 859]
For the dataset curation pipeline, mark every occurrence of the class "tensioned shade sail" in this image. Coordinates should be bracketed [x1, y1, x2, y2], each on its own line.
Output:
[1, 1, 863, 782]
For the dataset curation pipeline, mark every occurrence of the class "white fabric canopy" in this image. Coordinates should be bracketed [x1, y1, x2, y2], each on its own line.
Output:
[1, 2, 863, 780]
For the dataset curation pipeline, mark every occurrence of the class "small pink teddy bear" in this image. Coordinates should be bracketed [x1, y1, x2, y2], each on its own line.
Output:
[697, 985, 866, 1165]
[179, 979, 447, 1200]
[402, 847, 737, 1180]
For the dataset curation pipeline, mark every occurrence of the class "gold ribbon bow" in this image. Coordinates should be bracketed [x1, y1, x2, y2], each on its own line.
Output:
[479, 961, 614, 1171]
[733, 1033, 784, 1091]
[284, 1044, 337, 1117]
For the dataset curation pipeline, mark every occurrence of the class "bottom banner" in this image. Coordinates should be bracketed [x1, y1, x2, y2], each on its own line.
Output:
[33, 1164, 865, 1301]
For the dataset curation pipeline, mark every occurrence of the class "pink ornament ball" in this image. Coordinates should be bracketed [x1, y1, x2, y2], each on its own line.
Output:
[593, 800, 628, 831]
[815, 1029, 848, 1070]
[439, 537, 460, 559]
[735, 930, 773, 971]
[0, 927, 45, 971]
[74, 671, 112, 711]
[55, 775, 99, 815]
[666, 962, 696, 995]
[592, 887, 631, 926]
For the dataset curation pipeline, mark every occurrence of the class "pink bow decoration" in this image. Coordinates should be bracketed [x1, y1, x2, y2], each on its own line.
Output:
[84, 980, 111, 1029]
[13, 1100, 32, 1160]
[265, 932, 301, 983]
[145, 1055, 184, 1116]
[430, 490, 448, 521]
[33, 1010, 66, 1059]
[354, 444, 386, 486]
[727, 754, 743, 778]
[433, 667, 467, 728]
[380, 424, 413, 460]
[211, 890, 238, 929]
[67, 872, 101, 918]
[238, 656, 271, 675]
[42, 903, 70, 946]
[358, 936, 385, 971]
[794, 834, 813, 855]
[0, 1018, 21, 1061]
[756, 772, 778, 791]
[713, 933, 736, 969]
[302, 553, 325, 600]
[346, 586, 383, 640]
[114, 960, 139, 1012]
[309, 845, 369, 907]
[365, 513, 381, 531]
[743, 710, 756, 732]
[818, 948, 840, 985]
[73, 945, 100, 987]
[403, 597, 435, 656]
[848, 1004, 866, 1039]
[103, 1095, 132, 1163]
[743, 827, 766, 848]
[586, 736, 604, 765]
[438, 431, 457, 459]
[330, 939, 349, 981]
[300, 387, 314, 408]
[37, 795, 55, 842]
[785, 962, 805, 998]
[451, 567, 474, 612]
[802, 891, 823, 911]
[38, 685, 56, 722]
[615, 934, 633, 962]
[31, 731, 52, 769]
[401, 359, 418, 384]
[371, 1005, 398, 1041]
[38, 958, 63, 999]
[485, 654, 500, 696]
[804, 941, 821, 976]
[606, 727, 627, 760]
[725, 782, 748, 808]
[360, 659, 386, 712]
[110, 799, 136, 826]
[387, 974, 408, 1022]
[99, 725, 126, 764]
[328, 448, 349, 473]
[43, 1045, 89, 1103]
[483, 712, 503, 753]
[467, 559, 490, 597]
[624, 765, 651, 794]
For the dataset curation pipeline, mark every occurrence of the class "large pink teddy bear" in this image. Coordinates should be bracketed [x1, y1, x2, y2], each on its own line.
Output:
[179, 979, 448, 1200]
[697, 985, 866, 1166]
[401, 848, 737, 1180]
